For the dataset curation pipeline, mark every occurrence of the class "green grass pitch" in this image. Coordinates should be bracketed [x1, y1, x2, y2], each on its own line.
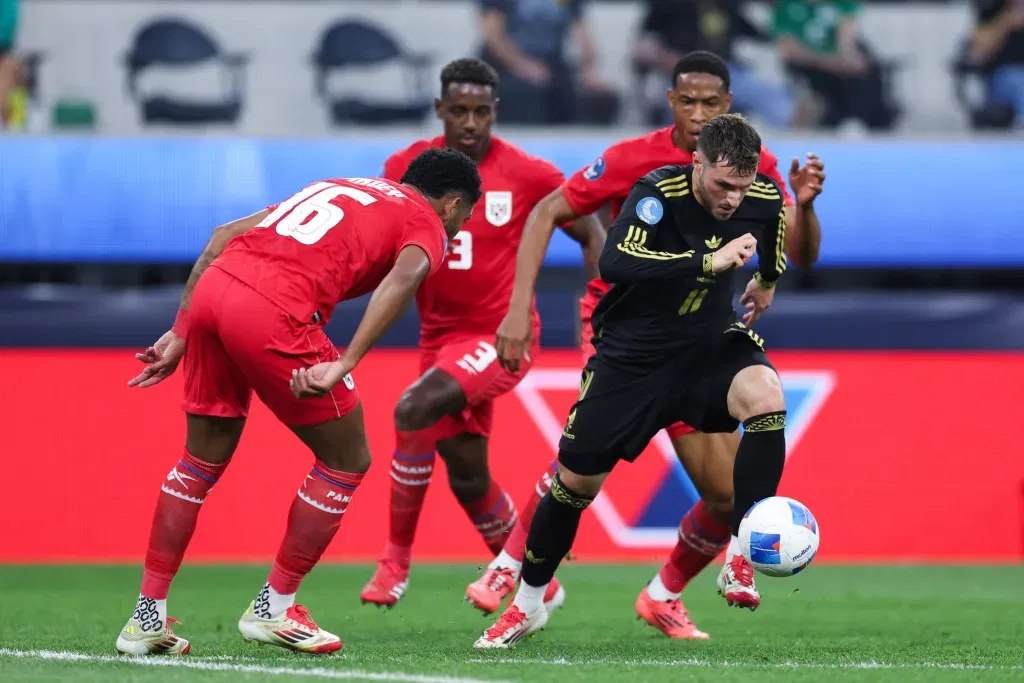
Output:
[1, 564, 1022, 682]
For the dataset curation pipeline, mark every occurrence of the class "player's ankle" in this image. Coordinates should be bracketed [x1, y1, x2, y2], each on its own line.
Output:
[380, 540, 412, 570]
[647, 572, 682, 602]
[254, 581, 295, 620]
[512, 581, 547, 614]
[724, 536, 741, 563]
[489, 549, 522, 574]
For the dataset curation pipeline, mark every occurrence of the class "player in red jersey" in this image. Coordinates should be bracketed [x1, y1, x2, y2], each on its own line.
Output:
[468, 52, 826, 637]
[359, 59, 604, 611]
[113, 148, 481, 657]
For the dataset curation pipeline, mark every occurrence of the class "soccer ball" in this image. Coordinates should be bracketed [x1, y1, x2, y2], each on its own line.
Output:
[738, 496, 819, 577]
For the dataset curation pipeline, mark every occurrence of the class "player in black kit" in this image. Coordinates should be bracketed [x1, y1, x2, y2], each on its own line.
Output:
[475, 114, 788, 648]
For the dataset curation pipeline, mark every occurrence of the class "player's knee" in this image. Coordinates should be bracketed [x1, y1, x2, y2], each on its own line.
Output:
[727, 365, 785, 423]
[394, 378, 464, 432]
[318, 443, 371, 475]
[554, 461, 607, 500]
[393, 390, 438, 432]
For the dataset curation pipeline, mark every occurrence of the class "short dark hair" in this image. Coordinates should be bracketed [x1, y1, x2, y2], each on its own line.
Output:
[696, 114, 761, 176]
[671, 51, 731, 92]
[440, 58, 499, 97]
[401, 147, 482, 205]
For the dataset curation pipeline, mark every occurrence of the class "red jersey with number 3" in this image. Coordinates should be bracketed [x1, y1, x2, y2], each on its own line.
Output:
[213, 178, 448, 325]
[383, 136, 564, 348]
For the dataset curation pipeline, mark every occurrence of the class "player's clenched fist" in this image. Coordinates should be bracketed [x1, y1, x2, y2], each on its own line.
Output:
[711, 233, 757, 272]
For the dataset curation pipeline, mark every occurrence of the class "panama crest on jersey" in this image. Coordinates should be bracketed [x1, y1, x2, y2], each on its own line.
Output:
[485, 191, 513, 227]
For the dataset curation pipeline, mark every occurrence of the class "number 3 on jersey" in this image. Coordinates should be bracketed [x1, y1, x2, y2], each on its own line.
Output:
[448, 230, 473, 270]
[258, 181, 378, 245]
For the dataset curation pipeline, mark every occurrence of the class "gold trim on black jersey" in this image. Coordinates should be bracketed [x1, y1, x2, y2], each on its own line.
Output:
[655, 174, 690, 199]
[616, 225, 696, 261]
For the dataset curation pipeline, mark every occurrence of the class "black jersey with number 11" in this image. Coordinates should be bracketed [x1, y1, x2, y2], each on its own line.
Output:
[591, 164, 786, 367]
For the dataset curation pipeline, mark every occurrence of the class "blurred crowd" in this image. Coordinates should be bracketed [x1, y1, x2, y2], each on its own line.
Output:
[474, 0, 1024, 131]
[1, 0, 1023, 132]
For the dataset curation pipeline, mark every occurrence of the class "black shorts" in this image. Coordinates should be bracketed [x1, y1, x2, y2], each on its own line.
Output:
[557, 324, 775, 476]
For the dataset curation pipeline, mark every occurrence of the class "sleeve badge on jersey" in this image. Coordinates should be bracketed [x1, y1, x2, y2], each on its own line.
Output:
[485, 191, 513, 227]
[636, 196, 664, 225]
[583, 156, 606, 181]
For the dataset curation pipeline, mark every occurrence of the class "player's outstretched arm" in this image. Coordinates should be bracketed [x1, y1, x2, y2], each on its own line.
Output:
[507, 189, 580, 313]
[178, 209, 270, 316]
[495, 189, 582, 371]
[291, 245, 431, 399]
[784, 153, 825, 268]
[561, 213, 605, 282]
[127, 209, 269, 389]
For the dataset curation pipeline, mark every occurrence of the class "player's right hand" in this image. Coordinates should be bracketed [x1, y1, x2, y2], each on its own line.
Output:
[712, 234, 757, 273]
[128, 330, 185, 388]
[495, 307, 533, 373]
[290, 360, 351, 399]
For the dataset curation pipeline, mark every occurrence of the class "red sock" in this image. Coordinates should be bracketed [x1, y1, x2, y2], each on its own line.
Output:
[658, 500, 731, 593]
[460, 480, 518, 555]
[385, 429, 436, 567]
[267, 462, 364, 595]
[141, 449, 230, 599]
[504, 460, 558, 563]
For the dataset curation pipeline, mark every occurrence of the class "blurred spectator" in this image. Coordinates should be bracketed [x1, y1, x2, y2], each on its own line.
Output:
[0, 0, 21, 129]
[970, 0, 1024, 126]
[478, 0, 617, 125]
[632, 0, 797, 129]
[774, 0, 898, 130]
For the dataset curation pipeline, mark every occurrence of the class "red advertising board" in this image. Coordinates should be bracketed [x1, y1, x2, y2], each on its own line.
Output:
[0, 349, 1021, 563]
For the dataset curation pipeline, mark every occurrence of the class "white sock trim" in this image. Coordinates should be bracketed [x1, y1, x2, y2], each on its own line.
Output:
[646, 573, 681, 602]
[725, 536, 741, 562]
[489, 549, 523, 575]
[512, 581, 546, 614]
[255, 582, 296, 619]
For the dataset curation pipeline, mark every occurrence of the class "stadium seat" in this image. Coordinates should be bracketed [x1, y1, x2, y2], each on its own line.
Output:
[311, 19, 432, 125]
[124, 18, 248, 125]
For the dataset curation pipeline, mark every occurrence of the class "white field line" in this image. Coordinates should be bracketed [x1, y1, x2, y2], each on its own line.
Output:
[465, 656, 1023, 672]
[0, 649, 513, 683]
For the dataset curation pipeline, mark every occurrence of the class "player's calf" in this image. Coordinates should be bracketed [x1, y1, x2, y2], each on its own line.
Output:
[726, 365, 786, 535]
[439, 435, 518, 555]
[718, 363, 784, 611]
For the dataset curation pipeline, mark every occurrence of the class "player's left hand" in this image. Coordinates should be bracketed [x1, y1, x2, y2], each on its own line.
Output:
[128, 330, 185, 388]
[789, 153, 826, 206]
[290, 360, 351, 399]
[740, 278, 776, 326]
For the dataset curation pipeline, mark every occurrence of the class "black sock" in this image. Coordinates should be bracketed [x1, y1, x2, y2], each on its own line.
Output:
[520, 472, 594, 588]
[731, 411, 787, 535]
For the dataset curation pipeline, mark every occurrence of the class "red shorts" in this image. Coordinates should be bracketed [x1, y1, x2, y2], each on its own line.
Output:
[579, 277, 695, 440]
[181, 267, 359, 427]
[419, 332, 539, 442]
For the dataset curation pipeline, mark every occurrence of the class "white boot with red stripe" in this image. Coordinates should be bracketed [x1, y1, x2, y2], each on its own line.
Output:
[238, 601, 342, 654]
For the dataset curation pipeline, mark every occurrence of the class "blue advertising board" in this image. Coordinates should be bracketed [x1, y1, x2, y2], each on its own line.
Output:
[1, 135, 1021, 266]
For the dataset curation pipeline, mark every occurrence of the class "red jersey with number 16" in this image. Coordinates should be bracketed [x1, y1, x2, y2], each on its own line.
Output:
[213, 178, 448, 326]
[383, 136, 564, 348]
